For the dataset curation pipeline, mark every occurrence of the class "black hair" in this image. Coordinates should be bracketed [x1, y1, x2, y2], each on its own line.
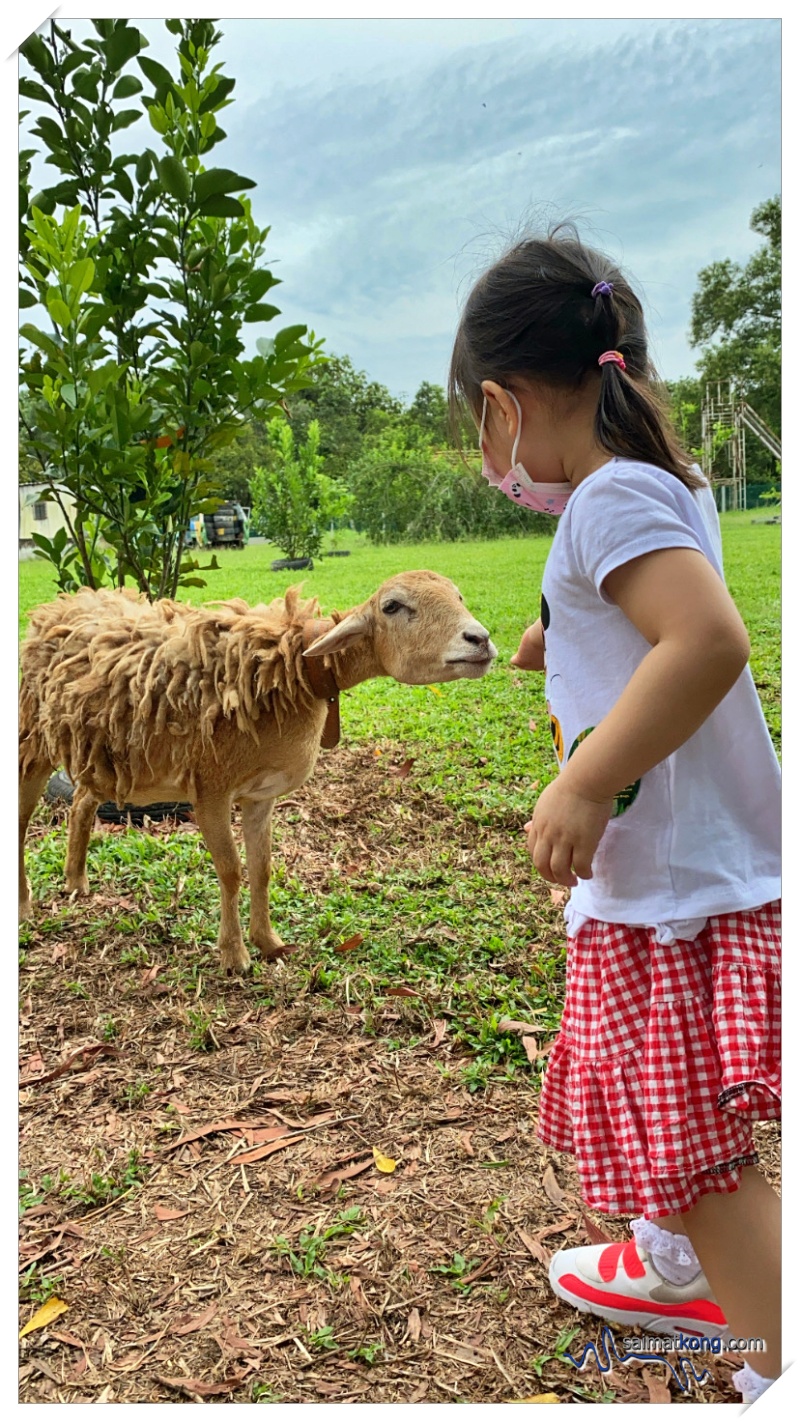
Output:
[449, 224, 703, 489]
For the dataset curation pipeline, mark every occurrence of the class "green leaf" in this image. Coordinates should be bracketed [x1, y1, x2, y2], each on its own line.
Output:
[19, 288, 38, 309]
[247, 269, 280, 301]
[61, 49, 94, 78]
[135, 151, 153, 185]
[48, 181, 81, 206]
[105, 23, 143, 73]
[46, 296, 75, 331]
[113, 73, 143, 99]
[146, 104, 169, 136]
[19, 78, 55, 106]
[66, 258, 95, 296]
[274, 324, 308, 352]
[158, 156, 191, 204]
[70, 71, 99, 103]
[110, 167, 134, 203]
[20, 324, 63, 357]
[193, 167, 256, 203]
[20, 33, 53, 75]
[244, 303, 281, 324]
[112, 109, 142, 132]
[31, 115, 65, 151]
[198, 75, 235, 114]
[110, 390, 132, 446]
[138, 55, 175, 94]
[196, 194, 244, 218]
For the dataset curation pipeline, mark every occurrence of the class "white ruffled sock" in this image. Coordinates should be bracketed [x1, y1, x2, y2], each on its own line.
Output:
[630, 1215, 703, 1285]
[731, 1361, 776, 1403]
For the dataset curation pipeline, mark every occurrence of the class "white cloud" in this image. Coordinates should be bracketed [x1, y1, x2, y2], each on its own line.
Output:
[19, 15, 781, 395]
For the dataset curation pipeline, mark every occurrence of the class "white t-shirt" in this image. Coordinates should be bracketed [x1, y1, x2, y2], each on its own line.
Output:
[540, 458, 781, 936]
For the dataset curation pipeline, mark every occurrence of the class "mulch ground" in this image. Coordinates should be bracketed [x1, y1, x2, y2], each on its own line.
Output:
[19, 748, 780, 1404]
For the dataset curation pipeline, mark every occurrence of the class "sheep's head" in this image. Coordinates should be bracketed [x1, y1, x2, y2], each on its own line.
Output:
[303, 571, 497, 685]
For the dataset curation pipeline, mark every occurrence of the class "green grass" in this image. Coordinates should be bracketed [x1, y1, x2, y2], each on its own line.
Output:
[18, 522, 779, 1086]
[19, 519, 780, 768]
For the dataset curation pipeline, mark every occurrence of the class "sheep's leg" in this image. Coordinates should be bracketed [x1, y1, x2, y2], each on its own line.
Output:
[193, 798, 249, 974]
[19, 760, 54, 919]
[240, 798, 285, 961]
[65, 784, 100, 896]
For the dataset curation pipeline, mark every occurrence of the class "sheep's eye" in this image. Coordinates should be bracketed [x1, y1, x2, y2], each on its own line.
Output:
[382, 600, 404, 615]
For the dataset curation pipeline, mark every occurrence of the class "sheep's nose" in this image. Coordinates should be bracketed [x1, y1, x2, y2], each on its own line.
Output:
[462, 627, 491, 649]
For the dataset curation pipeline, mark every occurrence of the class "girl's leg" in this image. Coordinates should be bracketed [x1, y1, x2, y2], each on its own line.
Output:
[660, 1167, 781, 1375]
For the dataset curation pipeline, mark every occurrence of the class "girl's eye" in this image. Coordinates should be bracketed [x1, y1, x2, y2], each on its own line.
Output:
[382, 600, 404, 615]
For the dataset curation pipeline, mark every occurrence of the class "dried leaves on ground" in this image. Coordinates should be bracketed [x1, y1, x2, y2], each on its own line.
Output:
[19, 747, 780, 1403]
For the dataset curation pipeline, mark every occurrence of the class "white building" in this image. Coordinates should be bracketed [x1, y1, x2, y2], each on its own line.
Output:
[19, 482, 76, 546]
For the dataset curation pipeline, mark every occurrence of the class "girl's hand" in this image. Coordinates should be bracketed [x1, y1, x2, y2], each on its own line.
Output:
[524, 778, 614, 887]
[510, 619, 545, 671]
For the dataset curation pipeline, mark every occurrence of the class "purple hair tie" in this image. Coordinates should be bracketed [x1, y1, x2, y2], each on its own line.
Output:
[591, 281, 614, 298]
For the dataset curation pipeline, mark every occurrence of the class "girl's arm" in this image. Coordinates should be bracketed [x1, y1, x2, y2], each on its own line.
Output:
[527, 546, 751, 885]
[510, 618, 545, 671]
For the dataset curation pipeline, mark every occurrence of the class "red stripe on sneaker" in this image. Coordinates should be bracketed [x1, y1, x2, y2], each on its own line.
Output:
[557, 1273, 727, 1327]
[622, 1240, 647, 1280]
[598, 1243, 625, 1282]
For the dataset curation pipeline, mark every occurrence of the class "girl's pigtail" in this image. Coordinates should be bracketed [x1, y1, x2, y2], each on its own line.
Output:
[595, 352, 704, 489]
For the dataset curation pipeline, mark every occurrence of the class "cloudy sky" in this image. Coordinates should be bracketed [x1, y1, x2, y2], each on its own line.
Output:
[18, 13, 781, 403]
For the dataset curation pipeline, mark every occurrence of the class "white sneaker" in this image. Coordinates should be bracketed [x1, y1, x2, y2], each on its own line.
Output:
[549, 1238, 727, 1339]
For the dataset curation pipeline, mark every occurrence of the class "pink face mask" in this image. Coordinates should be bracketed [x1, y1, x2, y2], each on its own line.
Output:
[479, 393, 572, 515]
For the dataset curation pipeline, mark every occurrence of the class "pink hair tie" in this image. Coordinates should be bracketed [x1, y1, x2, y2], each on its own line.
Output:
[598, 350, 626, 371]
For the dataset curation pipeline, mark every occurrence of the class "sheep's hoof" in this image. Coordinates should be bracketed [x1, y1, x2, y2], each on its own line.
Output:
[220, 942, 251, 975]
[65, 877, 90, 898]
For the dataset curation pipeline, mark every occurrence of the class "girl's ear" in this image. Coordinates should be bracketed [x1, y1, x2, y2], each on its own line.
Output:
[481, 380, 519, 442]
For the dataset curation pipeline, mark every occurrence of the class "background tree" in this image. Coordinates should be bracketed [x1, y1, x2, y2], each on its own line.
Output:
[665, 377, 703, 463]
[286, 354, 401, 482]
[689, 195, 781, 484]
[349, 426, 547, 544]
[403, 381, 449, 445]
[250, 417, 352, 561]
[206, 420, 267, 508]
[19, 17, 323, 597]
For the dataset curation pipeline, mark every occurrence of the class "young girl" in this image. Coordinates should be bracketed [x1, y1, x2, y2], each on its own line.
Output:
[449, 228, 781, 1403]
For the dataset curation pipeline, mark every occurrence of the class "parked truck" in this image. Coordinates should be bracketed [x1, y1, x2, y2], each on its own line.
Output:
[187, 503, 250, 549]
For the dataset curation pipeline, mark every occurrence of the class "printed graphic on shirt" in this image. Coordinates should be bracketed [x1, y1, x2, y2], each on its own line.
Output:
[540, 593, 551, 630]
[567, 727, 641, 818]
[548, 703, 564, 764]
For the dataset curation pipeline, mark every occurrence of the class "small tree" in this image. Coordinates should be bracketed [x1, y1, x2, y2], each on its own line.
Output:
[251, 418, 350, 562]
[19, 17, 323, 598]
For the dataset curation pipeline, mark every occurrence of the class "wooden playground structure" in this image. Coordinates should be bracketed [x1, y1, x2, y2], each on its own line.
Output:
[701, 379, 782, 512]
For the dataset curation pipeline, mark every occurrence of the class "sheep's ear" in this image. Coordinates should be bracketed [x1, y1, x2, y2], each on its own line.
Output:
[302, 611, 371, 657]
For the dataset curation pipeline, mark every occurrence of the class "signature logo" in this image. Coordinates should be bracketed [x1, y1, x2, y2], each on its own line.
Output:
[565, 1325, 712, 1394]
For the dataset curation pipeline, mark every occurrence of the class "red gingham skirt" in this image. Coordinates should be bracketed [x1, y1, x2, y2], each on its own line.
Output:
[536, 901, 781, 1219]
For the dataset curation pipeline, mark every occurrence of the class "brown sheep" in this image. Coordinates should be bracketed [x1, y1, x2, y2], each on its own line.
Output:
[19, 572, 496, 972]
